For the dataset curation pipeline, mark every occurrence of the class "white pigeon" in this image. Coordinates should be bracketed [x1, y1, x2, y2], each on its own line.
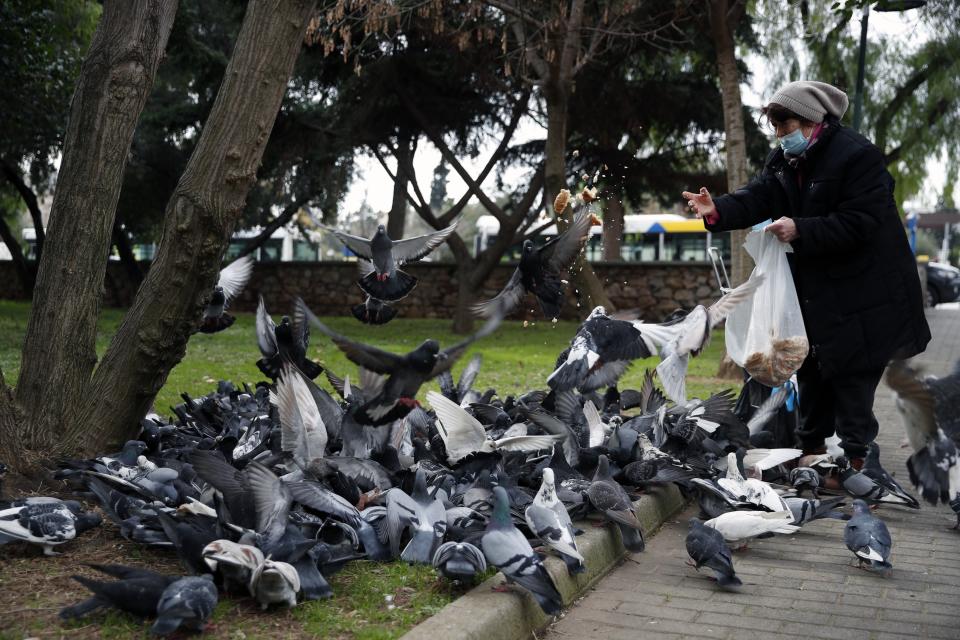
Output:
[633, 275, 763, 403]
[271, 363, 327, 470]
[704, 510, 798, 546]
[717, 453, 790, 513]
[202, 540, 265, 592]
[524, 468, 584, 573]
[427, 391, 563, 464]
[742, 448, 803, 474]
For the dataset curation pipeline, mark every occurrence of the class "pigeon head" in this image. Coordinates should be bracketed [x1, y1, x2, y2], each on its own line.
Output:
[851, 499, 871, 516]
[490, 486, 511, 525]
[521, 240, 536, 254]
[866, 442, 880, 461]
[410, 339, 441, 369]
[75, 511, 103, 534]
[587, 306, 607, 318]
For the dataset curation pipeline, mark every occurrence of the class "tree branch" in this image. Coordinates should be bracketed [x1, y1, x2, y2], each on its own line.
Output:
[0, 205, 34, 294]
[884, 97, 950, 166]
[0, 159, 45, 259]
[237, 199, 306, 259]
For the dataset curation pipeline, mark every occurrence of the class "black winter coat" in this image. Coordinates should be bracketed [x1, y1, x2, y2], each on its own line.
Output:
[706, 121, 930, 379]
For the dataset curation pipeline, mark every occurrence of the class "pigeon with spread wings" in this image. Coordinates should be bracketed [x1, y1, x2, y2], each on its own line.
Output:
[473, 211, 593, 320]
[255, 297, 323, 380]
[321, 220, 460, 302]
[632, 275, 763, 403]
[301, 299, 502, 425]
[198, 256, 254, 334]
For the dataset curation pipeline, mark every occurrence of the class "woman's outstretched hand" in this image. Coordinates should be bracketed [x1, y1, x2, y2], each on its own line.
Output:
[681, 187, 716, 220]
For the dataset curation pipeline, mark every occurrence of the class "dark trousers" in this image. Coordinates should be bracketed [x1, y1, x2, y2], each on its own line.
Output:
[795, 355, 885, 459]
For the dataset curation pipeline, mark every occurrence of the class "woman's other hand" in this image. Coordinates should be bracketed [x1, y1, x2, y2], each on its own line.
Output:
[681, 187, 716, 220]
[766, 216, 798, 242]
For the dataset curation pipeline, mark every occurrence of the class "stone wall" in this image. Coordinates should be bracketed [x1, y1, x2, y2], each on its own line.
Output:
[0, 260, 720, 320]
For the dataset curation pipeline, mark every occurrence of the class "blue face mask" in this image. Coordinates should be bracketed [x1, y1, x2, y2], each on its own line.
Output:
[778, 128, 809, 156]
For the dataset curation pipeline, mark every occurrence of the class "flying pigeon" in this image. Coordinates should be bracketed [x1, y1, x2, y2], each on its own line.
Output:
[303, 301, 502, 425]
[473, 211, 593, 320]
[481, 486, 563, 615]
[844, 499, 893, 576]
[255, 297, 323, 380]
[432, 541, 487, 582]
[685, 517, 741, 589]
[322, 219, 460, 301]
[351, 294, 398, 325]
[525, 468, 584, 575]
[632, 275, 763, 403]
[272, 363, 328, 471]
[547, 306, 657, 392]
[199, 256, 254, 333]
[151, 575, 219, 636]
[885, 359, 960, 524]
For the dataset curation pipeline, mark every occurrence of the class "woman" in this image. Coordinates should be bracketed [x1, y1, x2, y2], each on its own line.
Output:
[683, 80, 930, 471]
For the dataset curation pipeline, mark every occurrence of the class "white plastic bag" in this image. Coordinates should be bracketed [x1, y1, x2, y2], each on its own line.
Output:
[725, 230, 808, 386]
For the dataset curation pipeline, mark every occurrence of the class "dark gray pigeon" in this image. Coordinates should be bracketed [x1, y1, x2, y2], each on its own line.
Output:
[322, 220, 459, 301]
[685, 517, 741, 590]
[862, 442, 919, 509]
[789, 467, 822, 498]
[844, 499, 893, 577]
[351, 295, 397, 325]
[255, 297, 323, 380]
[432, 541, 487, 582]
[783, 496, 847, 526]
[60, 564, 175, 620]
[586, 455, 645, 553]
[836, 456, 912, 507]
[481, 486, 563, 615]
[303, 301, 501, 425]
[474, 211, 592, 320]
[151, 574, 218, 636]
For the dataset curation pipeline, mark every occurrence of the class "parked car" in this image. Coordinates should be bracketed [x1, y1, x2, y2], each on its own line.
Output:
[926, 261, 960, 306]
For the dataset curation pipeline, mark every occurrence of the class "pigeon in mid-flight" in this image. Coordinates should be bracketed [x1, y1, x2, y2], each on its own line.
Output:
[885, 359, 960, 526]
[198, 256, 254, 333]
[473, 211, 593, 320]
[302, 300, 502, 425]
[255, 297, 323, 380]
[322, 219, 460, 301]
[632, 275, 763, 403]
[547, 306, 658, 393]
[844, 499, 893, 576]
[351, 294, 397, 325]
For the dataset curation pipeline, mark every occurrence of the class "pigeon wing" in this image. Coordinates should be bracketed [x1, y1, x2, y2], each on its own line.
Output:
[300, 300, 405, 374]
[217, 256, 254, 303]
[391, 218, 460, 265]
[706, 274, 764, 327]
[472, 269, 526, 318]
[256, 296, 278, 357]
[244, 462, 291, 539]
[541, 212, 592, 270]
[431, 313, 503, 378]
[321, 225, 374, 259]
[427, 390, 487, 462]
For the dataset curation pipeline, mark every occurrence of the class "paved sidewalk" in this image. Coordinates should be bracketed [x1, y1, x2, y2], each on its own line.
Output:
[546, 308, 960, 640]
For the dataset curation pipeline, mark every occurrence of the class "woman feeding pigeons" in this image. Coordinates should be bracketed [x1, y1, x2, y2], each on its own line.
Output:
[682, 80, 930, 478]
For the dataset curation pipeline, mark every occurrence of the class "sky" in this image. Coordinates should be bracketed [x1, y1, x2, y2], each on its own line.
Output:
[340, 5, 946, 219]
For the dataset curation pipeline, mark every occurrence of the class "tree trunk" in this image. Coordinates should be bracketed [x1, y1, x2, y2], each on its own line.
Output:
[14, 0, 179, 454]
[388, 136, 412, 238]
[0, 367, 26, 470]
[709, 0, 750, 286]
[709, 0, 750, 381]
[602, 191, 624, 261]
[543, 82, 612, 314]
[73, 0, 317, 452]
[1, 160, 46, 261]
[0, 207, 35, 295]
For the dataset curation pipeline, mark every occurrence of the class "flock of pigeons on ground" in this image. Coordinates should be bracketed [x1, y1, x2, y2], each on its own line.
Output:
[1, 196, 959, 636]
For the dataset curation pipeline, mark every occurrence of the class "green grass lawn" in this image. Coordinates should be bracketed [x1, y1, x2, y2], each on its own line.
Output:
[0, 299, 737, 639]
[0, 300, 736, 414]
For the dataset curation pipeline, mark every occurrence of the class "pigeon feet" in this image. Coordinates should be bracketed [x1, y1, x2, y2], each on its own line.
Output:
[397, 397, 420, 408]
[491, 583, 513, 594]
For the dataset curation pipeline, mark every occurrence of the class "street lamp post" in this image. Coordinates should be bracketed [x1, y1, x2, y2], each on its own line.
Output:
[850, 0, 927, 133]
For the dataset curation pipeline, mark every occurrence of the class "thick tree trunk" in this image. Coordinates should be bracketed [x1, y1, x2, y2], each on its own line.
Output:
[709, 0, 750, 380]
[73, 0, 317, 451]
[0, 368, 26, 470]
[0, 160, 46, 261]
[0, 208, 35, 295]
[602, 191, 624, 261]
[14, 0, 179, 454]
[388, 136, 412, 239]
[543, 83, 612, 314]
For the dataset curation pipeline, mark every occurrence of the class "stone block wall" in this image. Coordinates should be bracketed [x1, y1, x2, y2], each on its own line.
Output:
[0, 260, 721, 320]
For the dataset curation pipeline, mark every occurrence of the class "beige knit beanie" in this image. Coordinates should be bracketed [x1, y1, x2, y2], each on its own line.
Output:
[768, 81, 849, 123]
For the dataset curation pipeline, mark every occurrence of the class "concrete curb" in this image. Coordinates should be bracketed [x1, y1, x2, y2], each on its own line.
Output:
[401, 484, 686, 640]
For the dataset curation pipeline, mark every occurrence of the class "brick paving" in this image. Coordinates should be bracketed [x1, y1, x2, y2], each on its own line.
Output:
[546, 307, 960, 640]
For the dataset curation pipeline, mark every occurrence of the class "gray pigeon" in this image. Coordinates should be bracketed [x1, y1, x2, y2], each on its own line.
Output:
[151, 575, 218, 636]
[789, 467, 822, 498]
[0, 497, 101, 555]
[322, 219, 459, 301]
[586, 455, 645, 553]
[685, 517, 741, 590]
[249, 558, 301, 609]
[783, 496, 847, 526]
[844, 499, 893, 576]
[481, 486, 563, 615]
[862, 442, 919, 509]
[835, 456, 912, 507]
[432, 541, 487, 582]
